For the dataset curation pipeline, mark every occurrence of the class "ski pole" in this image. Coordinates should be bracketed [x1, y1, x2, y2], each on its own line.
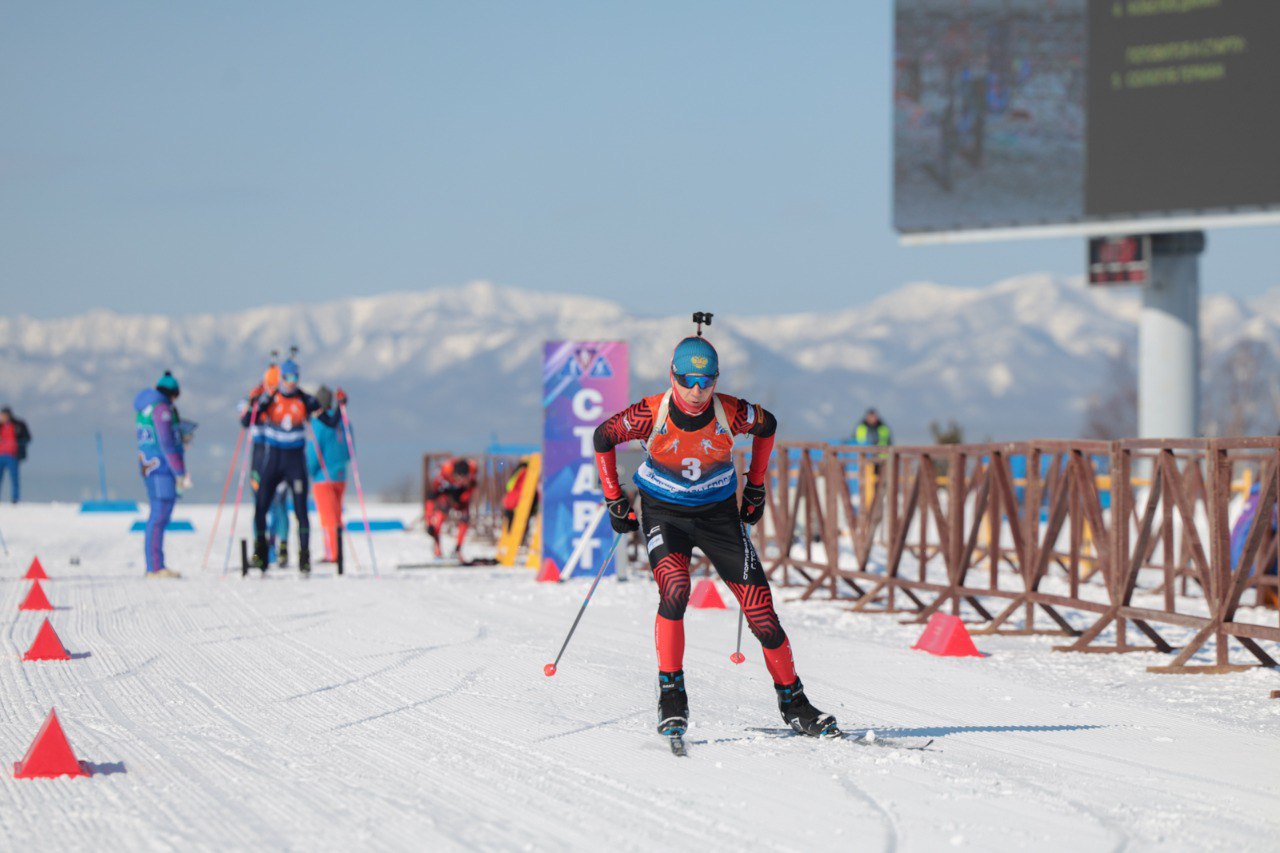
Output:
[203, 425, 247, 570]
[338, 403, 378, 577]
[543, 533, 624, 677]
[223, 397, 262, 574]
[0, 521, 8, 556]
[305, 421, 333, 482]
[730, 610, 746, 664]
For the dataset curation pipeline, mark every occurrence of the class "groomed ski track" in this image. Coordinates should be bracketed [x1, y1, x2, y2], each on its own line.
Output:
[1, 504, 1276, 852]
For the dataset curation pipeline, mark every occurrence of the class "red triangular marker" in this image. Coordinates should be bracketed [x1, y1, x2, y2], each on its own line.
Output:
[911, 613, 984, 657]
[23, 619, 70, 661]
[19, 580, 54, 612]
[24, 557, 48, 580]
[13, 709, 91, 779]
[689, 578, 727, 609]
[536, 558, 561, 583]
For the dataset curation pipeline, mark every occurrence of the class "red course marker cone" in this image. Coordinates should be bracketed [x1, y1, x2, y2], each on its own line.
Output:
[536, 559, 561, 583]
[24, 557, 49, 580]
[19, 580, 54, 612]
[911, 613, 984, 658]
[23, 618, 70, 661]
[689, 578, 727, 609]
[13, 709, 91, 779]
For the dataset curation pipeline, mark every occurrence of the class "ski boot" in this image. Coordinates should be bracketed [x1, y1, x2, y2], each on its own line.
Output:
[298, 546, 311, 576]
[658, 670, 689, 755]
[251, 536, 269, 572]
[657, 670, 689, 735]
[775, 678, 839, 737]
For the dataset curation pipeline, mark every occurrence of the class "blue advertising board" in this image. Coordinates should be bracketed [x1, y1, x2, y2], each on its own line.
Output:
[542, 341, 629, 578]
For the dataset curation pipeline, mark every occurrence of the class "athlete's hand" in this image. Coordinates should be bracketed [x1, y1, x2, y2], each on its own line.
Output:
[606, 494, 638, 534]
[740, 481, 767, 525]
[177, 474, 194, 495]
[335, 387, 348, 405]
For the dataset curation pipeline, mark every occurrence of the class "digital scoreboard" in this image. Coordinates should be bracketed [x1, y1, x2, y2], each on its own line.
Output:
[894, 0, 1280, 239]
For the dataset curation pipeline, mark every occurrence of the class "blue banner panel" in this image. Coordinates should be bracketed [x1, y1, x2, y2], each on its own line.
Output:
[542, 341, 629, 578]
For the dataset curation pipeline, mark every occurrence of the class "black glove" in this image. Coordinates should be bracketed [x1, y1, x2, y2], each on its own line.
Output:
[606, 494, 638, 533]
[740, 481, 767, 525]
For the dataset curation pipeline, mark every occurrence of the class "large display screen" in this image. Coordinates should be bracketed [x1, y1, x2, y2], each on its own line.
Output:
[893, 0, 1280, 237]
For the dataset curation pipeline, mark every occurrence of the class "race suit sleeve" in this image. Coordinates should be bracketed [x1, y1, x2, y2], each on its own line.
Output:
[240, 387, 270, 428]
[728, 397, 776, 487]
[592, 399, 656, 501]
[154, 401, 186, 477]
[303, 393, 342, 428]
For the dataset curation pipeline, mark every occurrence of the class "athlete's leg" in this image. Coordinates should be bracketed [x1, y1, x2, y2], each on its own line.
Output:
[253, 455, 285, 562]
[426, 497, 448, 557]
[454, 501, 471, 552]
[638, 509, 696, 672]
[286, 452, 310, 556]
[693, 503, 797, 685]
[695, 503, 836, 734]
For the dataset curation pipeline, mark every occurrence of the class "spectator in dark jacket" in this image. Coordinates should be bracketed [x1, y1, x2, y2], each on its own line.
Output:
[0, 406, 31, 503]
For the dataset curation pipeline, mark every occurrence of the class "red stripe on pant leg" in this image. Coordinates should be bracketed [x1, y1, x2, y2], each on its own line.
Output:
[655, 614, 685, 672]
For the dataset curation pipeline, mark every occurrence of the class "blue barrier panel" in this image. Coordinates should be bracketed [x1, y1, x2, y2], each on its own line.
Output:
[344, 519, 406, 532]
[80, 500, 140, 513]
[130, 519, 196, 532]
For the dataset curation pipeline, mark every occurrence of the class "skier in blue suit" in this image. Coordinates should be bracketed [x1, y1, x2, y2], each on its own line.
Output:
[135, 371, 189, 578]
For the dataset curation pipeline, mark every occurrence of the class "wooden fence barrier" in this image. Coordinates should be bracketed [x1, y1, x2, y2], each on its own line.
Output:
[746, 438, 1279, 675]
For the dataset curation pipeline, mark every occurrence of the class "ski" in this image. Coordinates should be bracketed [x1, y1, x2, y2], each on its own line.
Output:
[746, 726, 935, 751]
[850, 733, 934, 751]
[396, 557, 501, 570]
[658, 715, 689, 757]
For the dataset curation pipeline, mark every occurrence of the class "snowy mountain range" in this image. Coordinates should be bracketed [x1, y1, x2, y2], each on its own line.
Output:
[2, 274, 1278, 501]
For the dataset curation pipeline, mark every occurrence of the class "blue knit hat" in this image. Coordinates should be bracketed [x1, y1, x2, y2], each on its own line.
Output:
[671, 336, 719, 378]
[156, 371, 180, 396]
[280, 359, 300, 380]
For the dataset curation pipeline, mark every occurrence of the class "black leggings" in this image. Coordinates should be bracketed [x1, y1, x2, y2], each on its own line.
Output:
[253, 447, 310, 542]
[640, 498, 786, 649]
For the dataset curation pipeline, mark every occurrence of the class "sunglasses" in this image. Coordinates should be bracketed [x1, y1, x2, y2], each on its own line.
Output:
[673, 372, 716, 390]
[282, 374, 299, 383]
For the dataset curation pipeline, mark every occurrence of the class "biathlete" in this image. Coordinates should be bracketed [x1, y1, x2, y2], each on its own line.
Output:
[593, 319, 837, 739]
[425, 457, 477, 559]
[240, 358, 339, 573]
[244, 364, 293, 566]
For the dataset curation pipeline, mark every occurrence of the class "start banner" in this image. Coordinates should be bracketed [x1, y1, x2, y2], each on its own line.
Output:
[542, 341, 629, 578]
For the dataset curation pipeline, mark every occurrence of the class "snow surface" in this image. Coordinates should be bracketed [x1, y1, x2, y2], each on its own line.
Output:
[1, 502, 1277, 852]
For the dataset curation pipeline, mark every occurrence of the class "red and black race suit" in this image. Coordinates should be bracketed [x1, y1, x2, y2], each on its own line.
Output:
[641, 494, 785, 650]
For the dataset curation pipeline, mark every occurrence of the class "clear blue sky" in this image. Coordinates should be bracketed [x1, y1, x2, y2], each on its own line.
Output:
[2, 1, 1276, 319]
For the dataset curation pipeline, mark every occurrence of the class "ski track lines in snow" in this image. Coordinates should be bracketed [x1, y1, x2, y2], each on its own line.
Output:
[0, 504, 1275, 852]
